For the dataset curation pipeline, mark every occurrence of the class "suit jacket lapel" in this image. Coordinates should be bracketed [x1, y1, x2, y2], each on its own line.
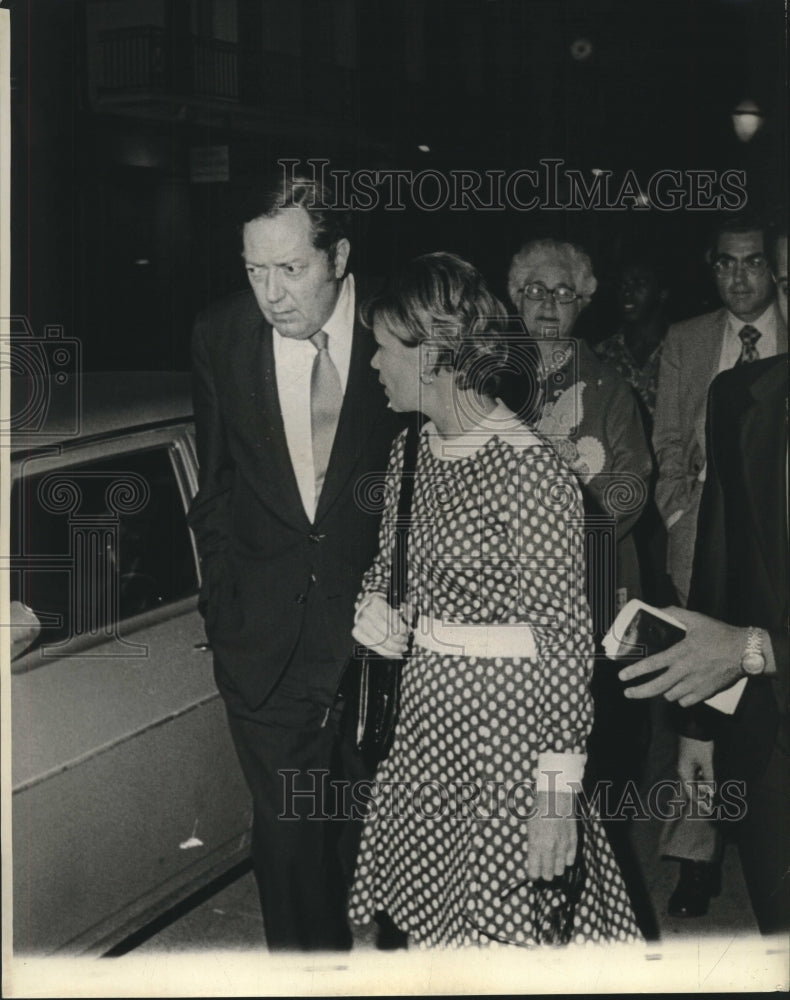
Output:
[230, 278, 384, 528]
[228, 309, 311, 529]
[314, 310, 380, 524]
[693, 310, 728, 454]
[258, 322, 314, 526]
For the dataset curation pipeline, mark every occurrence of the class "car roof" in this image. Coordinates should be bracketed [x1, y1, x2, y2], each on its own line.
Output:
[10, 372, 193, 456]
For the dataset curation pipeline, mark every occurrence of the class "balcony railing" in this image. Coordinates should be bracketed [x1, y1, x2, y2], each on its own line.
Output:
[99, 26, 167, 92]
[99, 27, 238, 101]
[192, 36, 238, 99]
[97, 27, 357, 120]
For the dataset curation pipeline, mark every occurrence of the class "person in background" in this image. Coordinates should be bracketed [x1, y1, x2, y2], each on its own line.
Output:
[502, 237, 655, 935]
[348, 251, 642, 947]
[650, 212, 787, 918]
[597, 254, 675, 844]
[596, 254, 670, 428]
[620, 227, 788, 935]
[653, 211, 787, 606]
[774, 226, 789, 324]
[188, 173, 399, 951]
[504, 238, 652, 623]
[597, 253, 674, 606]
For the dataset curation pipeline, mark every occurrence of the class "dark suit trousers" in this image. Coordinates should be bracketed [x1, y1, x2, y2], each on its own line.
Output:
[216, 634, 371, 951]
[732, 740, 790, 935]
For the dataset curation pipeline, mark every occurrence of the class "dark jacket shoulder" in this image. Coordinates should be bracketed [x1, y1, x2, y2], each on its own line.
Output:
[709, 352, 788, 403]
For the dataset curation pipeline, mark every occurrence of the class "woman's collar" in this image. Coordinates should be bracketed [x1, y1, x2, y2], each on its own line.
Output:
[422, 400, 543, 460]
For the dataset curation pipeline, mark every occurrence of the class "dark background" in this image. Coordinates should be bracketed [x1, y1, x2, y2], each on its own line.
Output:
[9, 0, 788, 370]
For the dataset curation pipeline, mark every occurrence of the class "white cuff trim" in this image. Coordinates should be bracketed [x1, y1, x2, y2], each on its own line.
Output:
[354, 593, 383, 624]
[534, 752, 587, 794]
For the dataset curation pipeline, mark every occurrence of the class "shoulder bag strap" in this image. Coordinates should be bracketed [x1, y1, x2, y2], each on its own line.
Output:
[387, 417, 422, 609]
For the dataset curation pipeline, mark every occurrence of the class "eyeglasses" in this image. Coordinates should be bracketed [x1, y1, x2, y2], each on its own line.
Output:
[520, 282, 581, 305]
[711, 254, 769, 276]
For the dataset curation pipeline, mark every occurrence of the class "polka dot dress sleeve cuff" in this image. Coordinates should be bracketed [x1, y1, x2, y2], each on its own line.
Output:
[354, 592, 382, 622]
[534, 751, 587, 794]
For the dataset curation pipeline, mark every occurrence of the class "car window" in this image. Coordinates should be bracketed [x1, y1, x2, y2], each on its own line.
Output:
[10, 445, 198, 654]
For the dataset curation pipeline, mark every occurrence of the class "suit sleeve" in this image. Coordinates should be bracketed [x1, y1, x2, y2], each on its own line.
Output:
[677, 377, 729, 741]
[653, 326, 692, 528]
[187, 314, 235, 620]
[768, 630, 790, 717]
[596, 379, 652, 541]
[687, 378, 728, 619]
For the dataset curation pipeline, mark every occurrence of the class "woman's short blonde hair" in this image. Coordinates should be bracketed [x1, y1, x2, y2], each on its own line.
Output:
[363, 252, 511, 396]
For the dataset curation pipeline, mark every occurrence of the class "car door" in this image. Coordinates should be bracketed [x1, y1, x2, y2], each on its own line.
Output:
[10, 422, 252, 954]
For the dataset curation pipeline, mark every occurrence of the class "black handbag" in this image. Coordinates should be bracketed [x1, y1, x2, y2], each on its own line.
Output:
[334, 419, 421, 768]
[500, 820, 586, 946]
[529, 825, 586, 945]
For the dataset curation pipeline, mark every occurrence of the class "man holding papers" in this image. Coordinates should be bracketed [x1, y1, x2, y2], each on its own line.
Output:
[619, 228, 788, 934]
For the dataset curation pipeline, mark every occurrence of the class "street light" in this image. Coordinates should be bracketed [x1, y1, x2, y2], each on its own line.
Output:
[731, 99, 765, 143]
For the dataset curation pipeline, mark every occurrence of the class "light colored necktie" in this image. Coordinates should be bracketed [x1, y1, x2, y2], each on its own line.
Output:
[309, 330, 342, 500]
[735, 324, 761, 366]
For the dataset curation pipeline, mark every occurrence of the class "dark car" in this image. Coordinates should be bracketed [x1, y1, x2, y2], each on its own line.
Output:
[7, 372, 251, 954]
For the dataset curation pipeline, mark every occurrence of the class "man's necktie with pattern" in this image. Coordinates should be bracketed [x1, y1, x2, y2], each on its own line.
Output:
[735, 324, 761, 366]
[309, 330, 342, 501]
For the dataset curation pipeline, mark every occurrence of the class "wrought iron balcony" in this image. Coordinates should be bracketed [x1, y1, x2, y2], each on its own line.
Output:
[96, 27, 357, 122]
[98, 27, 238, 100]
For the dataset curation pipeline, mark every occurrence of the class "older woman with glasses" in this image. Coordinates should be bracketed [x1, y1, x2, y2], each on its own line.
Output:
[502, 238, 653, 878]
[503, 238, 652, 603]
[346, 252, 641, 948]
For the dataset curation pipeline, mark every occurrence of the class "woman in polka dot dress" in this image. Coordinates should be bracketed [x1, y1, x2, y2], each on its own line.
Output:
[349, 252, 643, 948]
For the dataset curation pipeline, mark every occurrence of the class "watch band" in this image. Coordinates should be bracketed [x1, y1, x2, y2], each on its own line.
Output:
[740, 626, 766, 676]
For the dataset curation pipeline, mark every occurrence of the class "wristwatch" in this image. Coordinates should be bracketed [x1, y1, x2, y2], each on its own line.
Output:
[740, 627, 766, 676]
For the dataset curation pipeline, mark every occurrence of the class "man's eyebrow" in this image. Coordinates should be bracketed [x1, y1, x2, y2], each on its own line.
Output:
[258, 255, 306, 268]
[240, 254, 306, 265]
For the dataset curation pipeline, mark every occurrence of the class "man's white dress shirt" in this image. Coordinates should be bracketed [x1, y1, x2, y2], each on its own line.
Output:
[273, 274, 355, 521]
[716, 302, 779, 372]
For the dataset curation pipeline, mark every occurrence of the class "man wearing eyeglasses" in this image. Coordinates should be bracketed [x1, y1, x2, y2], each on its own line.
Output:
[651, 213, 787, 920]
[654, 213, 787, 611]
[622, 227, 788, 934]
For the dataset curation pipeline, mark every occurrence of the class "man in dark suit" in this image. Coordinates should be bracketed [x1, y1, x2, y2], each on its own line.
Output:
[649, 212, 786, 916]
[619, 230, 788, 934]
[188, 174, 398, 950]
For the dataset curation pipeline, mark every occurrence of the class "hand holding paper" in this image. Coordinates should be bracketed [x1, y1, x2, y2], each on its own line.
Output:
[617, 606, 747, 706]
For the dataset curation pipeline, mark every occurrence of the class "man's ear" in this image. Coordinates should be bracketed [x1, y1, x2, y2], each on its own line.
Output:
[332, 239, 351, 279]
